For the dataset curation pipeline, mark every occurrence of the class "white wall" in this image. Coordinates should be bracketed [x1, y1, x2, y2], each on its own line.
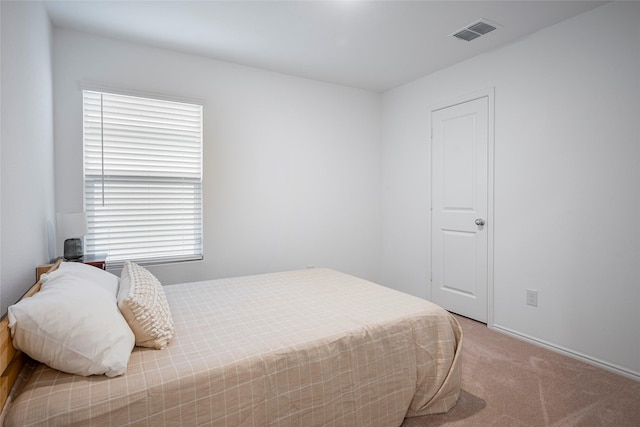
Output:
[0, 1, 56, 314]
[381, 1, 640, 379]
[52, 29, 382, 285]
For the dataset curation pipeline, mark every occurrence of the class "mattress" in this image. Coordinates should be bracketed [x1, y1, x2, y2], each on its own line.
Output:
[4, 268, 462, 426]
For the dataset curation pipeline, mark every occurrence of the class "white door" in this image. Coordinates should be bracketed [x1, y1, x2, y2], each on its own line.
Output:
[431, 96, 489, 323]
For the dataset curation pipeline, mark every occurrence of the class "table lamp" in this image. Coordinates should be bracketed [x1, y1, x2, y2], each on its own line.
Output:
[57, 212, 88, 260]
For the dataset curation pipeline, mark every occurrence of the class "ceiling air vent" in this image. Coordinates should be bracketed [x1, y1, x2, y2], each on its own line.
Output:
[451, 19, 500, 42]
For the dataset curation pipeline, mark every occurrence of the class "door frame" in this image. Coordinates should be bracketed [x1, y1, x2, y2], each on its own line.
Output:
[429, 87, 495, 328]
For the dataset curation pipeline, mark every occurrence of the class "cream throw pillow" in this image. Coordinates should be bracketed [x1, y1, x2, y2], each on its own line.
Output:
[117, 261, 175, 349]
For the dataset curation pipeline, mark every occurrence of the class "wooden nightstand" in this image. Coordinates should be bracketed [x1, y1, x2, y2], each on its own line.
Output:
[36, 253, 108, 281]
[79, 253, 108, 270]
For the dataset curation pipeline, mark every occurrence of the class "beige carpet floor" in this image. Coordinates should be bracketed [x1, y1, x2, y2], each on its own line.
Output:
[403, 314, 640, 427]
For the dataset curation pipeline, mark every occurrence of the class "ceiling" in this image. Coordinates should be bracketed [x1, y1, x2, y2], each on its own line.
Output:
[45, 1, 607, 92]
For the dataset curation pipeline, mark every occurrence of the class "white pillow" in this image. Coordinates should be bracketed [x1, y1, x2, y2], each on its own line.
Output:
[40, 261, 118, 295]
[8, 262, 135, 377]
[117, 261, 174, 349]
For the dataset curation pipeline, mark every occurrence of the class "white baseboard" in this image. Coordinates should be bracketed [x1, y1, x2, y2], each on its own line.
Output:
[491, 323, 640, 382]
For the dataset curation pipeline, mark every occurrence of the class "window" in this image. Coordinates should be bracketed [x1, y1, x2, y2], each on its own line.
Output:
[83, 90, 203, 266]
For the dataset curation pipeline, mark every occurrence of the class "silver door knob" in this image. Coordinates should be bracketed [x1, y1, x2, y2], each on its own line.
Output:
[475, 218, 486, 226]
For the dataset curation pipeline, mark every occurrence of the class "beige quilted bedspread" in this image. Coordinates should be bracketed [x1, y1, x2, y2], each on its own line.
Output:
[4, 268, 461, 426]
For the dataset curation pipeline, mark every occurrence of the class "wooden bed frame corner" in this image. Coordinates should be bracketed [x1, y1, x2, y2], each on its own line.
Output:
[0, 258, 62, 412]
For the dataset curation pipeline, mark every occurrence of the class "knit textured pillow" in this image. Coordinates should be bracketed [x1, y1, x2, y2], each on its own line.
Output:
[117, 261, 175, 349]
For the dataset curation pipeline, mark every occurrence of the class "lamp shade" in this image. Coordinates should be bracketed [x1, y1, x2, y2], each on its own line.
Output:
[57, 212, 88, 239]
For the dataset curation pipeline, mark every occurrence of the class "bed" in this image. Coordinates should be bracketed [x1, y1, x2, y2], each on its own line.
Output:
[0, 261, 462, 426]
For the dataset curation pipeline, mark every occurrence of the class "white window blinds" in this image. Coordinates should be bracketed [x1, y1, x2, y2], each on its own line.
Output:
[83, 90, 203, 266]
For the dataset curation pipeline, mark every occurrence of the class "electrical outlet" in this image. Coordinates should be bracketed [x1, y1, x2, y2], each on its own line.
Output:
[526, 289, 538, 307]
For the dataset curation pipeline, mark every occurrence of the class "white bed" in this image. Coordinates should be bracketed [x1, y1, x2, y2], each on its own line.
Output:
[2, 265, 461, 426]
